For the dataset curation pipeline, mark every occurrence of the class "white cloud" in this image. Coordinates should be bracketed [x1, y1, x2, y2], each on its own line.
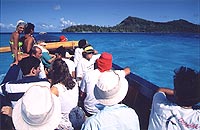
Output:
[60, 17, 76, 28]
[0, 23, 16, 32]
[54, 5, 61, 10]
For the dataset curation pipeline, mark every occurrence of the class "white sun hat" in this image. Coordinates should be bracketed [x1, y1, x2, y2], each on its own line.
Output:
[12, 85, 61, 130]
[16, 20, 26, 27]
[94, 71, 128, 106]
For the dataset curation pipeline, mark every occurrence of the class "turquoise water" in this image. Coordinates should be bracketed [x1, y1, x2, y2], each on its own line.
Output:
[0, 33, 200, 88]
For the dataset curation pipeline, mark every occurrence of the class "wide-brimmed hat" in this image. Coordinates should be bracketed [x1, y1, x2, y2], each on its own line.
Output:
[96, 52, 112, 72]
[94, 71, 128, 106]
[12, 85, 61, 130]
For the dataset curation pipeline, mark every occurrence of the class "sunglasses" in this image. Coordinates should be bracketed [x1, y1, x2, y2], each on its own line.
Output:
[87, 52, 94, 54]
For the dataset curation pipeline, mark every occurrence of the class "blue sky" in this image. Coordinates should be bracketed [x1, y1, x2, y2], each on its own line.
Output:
[0, 0, 199, 32]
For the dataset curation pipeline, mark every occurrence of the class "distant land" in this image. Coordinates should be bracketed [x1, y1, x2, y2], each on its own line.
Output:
[62, 16, 200, 33]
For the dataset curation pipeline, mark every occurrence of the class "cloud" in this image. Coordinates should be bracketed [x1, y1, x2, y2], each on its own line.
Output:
[0, 23, 16, 32]
[60, 17, 77, 28]
[53, 5, 61, 10]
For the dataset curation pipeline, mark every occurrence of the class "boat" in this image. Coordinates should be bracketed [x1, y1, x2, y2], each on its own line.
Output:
[0, 33, 79, 53]
[0, 41, 78, 53]
[112, 63, 158, 130]
[1, 62, 158, 130]
[0, 33, 159, 130]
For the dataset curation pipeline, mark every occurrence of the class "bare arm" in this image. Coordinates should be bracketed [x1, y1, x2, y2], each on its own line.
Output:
[48, 54, 56, 63]
[11, 32, 20, 65]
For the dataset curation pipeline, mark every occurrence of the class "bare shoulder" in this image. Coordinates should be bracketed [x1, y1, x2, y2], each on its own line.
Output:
[50, 86, 59, 96]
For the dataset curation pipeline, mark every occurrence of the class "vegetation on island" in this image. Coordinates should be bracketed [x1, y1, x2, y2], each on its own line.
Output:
[62, 16, 200, 33]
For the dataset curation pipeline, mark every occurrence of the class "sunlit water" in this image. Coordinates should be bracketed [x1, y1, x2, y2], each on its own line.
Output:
[0, 32, 199, 89]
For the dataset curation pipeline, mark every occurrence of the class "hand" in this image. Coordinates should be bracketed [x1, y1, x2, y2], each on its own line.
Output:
[123, 67, 131, 76]
[1, 106, 13, 117]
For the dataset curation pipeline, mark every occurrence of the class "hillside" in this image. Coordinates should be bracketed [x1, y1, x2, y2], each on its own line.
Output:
[62, 16, 200, 33]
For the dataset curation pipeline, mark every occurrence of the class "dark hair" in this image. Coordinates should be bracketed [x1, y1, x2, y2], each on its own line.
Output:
[24, 23, 35, 34]
[78, 39, 88, 48]
[55, 46, 66, 57]
[50, 59, 75, 90]
[174, 66, 200, 107]
[30, 46, 41, 56]
[19, 56, 40, 75]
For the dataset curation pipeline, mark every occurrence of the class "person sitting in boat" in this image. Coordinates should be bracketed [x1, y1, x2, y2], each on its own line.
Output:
[49, 59, 85, 130]
[30, 45, 47, 79]
[76, 44, 100, 85]
[60, 35, 68, 42]
[37, 41, 57, 71]
[81, 70, 140, 130]
[20, 22, 35, 54]
[80, 52, 131, 117]
[12, 85, 61, 130]
[0, 56, 50, 107]
[55, 46, 76, 78]
[74, 39, 88, 67]
[148, 66, 200, 130]
[0, 56, 50, 123]
[9, 20, 27, 66]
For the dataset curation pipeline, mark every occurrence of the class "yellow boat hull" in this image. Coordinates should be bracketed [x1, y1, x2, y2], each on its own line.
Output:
[0, 41, 78, 53]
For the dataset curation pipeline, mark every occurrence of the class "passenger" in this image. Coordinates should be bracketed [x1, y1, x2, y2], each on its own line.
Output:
[81, 70, 140, 130]
[37, 41, 57, 70]
[9, 20, 26, 66]
[12, 85, 61, 130]
[30, 45, 47, 79]
[49, 59, 85, 130]
[148, 66, 200, 130]
[76, 44, 100, 84]
[55, 46, 76, 78]
[0, 56, 51, 129]
[21, 22, 35, 54]
[80, 52, 130, 116]
[74, 39, 88, 67]
[60, 35, 68, 42]
[0, 56, 50, 108]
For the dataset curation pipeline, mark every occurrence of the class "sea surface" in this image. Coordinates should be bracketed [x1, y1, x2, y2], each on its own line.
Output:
[0, 32, 200, 89]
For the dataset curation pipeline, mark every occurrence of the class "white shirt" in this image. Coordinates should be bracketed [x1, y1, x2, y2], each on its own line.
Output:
[38, 61, 46, 79]
[80, 69, 126, 115]
[54, 82, 79, 129]
[62, 58, 75, 76]
[148, 92, 200, 130]
[74, 48, 83, 67]
[76, 54, 101, 79]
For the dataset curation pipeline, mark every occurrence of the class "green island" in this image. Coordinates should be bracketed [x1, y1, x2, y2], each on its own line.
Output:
[62, 16, 200, 33]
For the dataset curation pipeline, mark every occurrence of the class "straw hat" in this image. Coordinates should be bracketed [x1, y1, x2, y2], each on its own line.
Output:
[94, 71, 128, 106]
[12, 85, 61, 130]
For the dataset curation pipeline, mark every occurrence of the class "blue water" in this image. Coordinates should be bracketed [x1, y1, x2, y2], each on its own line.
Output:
[0, 32, 200, 88]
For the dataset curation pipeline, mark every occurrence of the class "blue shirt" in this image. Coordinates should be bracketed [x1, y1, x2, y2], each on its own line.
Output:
[81, 104, 140, 130]
[41, 52, 52, 69]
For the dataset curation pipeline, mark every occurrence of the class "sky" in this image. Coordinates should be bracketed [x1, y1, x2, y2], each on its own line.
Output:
[0, 0, 199, 32]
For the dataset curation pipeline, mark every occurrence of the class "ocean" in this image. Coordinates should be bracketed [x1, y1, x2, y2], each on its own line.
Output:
[0, 32, 200, 89]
